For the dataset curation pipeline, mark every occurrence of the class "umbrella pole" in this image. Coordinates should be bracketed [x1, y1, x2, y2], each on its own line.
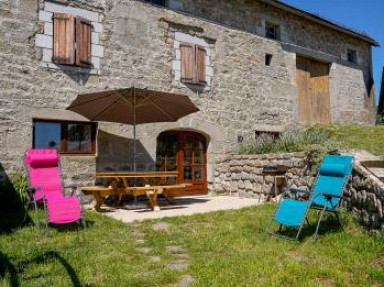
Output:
[133, 88, 136, 173]
[132, 89, 138, 205]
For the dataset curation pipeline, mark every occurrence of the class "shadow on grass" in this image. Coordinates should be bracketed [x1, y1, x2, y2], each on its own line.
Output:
[24, 251, 81, 287]
[271, 213, 345, 241]
[1, 251, 82, 287]
[0, 162, 32, 235]
[53, 220, 95, 232]
[0, 209, 32, 235]
[0, 251, 19, 287]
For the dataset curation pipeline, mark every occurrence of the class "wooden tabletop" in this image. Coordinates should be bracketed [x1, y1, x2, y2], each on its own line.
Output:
[96, 171, 179, 178]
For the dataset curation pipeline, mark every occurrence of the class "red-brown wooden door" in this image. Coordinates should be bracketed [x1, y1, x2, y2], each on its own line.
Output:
[156, 131, 208, 195]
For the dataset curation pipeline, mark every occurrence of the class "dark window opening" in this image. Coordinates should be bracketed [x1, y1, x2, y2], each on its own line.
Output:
[347, 49, 357, 64]
[143, 0, 166, 7]
[265, 54, 273, 66]
[265, 22, 280, 40]
[33, 120, 97, 155]
[255, 131, 281, 141]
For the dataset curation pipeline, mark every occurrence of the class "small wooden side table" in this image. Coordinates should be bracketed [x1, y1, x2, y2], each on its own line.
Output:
[258, 165, 289, 200]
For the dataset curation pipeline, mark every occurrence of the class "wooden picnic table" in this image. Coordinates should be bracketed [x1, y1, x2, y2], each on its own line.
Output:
[82, 171, 186, 211]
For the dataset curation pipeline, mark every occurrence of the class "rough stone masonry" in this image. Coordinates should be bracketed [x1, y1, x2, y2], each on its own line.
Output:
[0, 0, 377, 189]
[214, 151, 384, 232]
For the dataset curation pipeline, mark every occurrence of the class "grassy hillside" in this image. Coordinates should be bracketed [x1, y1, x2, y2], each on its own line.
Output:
[239, 124, 384, 158]
[318, 124, 384, 157]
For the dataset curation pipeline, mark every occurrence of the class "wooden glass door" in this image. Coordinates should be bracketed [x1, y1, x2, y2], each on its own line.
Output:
[156, 131, 207, 195]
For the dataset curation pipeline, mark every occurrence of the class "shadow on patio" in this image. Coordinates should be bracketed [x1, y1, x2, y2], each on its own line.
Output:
[95, 195, 261, 223]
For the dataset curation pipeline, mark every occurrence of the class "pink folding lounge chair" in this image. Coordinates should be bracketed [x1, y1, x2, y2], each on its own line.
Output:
[24, 149, 85, 234]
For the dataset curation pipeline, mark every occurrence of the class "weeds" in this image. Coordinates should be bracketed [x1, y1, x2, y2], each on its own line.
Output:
[238, 126, 339, 156]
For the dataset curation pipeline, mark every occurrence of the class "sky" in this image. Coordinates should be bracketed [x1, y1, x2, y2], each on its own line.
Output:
[281, 0, 384, 104]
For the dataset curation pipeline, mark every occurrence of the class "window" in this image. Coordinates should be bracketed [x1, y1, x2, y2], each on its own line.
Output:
[265, 22, 280, 40]
[347, 49, 357, 64]
[52, 13, 92, 68]
[265, 54, 273, 66]
[143, 0, 166, 6]
[255, 131, 281, 141]
[180, 44, 207, 85]
[33, 120, 97, 154]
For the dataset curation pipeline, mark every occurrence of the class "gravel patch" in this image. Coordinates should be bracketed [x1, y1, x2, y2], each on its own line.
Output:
[168, 261, 188, 271]
[178, 275, 196, 287]
[150, 255, 162, 262]
[166, 246, 186, 253]
[138, 247, 152, 254]
[153, 222, 171, 231]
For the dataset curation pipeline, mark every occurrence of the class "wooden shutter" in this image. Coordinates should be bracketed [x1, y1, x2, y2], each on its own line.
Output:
[180, 44, 195, 84]
[196, 46, 207, 85]
[76, 17, 93, 68]
[52, 13, 76, 65]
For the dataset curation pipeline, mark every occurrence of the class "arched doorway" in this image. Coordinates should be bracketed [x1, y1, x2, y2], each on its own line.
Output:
[156, 131, 208, 195]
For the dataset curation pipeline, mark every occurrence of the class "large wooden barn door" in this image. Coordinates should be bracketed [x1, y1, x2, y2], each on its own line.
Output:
[296, 56, 330, 124]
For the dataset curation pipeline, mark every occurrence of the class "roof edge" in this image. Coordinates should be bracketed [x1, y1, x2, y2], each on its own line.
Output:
[261, 0, 380, 47]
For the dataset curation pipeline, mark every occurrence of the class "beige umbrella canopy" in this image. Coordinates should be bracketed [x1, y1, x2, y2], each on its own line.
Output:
[67, 87, 199, 170]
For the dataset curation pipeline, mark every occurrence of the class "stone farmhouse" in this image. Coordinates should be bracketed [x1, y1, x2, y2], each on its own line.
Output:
[0, 0, 379, 194]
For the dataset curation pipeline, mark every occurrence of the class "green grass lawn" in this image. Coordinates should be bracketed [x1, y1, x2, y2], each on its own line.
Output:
[2, 204, 384, 287]
[318, 124, 384, 158]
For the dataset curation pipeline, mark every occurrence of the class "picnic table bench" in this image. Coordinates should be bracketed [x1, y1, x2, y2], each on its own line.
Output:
[82, 171, 188, 211]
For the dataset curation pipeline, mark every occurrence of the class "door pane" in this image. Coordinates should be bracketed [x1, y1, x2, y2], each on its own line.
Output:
[67, 123, 93, 153]
[156, 133, 178, 171]
[34, 122, 61, 151]
[194, 165, 203, 180]
[183, 135, 205, 181]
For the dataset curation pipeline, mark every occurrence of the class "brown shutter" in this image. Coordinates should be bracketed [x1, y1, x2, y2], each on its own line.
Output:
[180, 44, 195, 84]
[52, 13, 76, 65]
[196, 46, 207, 85]
[76, 17, 93, 68]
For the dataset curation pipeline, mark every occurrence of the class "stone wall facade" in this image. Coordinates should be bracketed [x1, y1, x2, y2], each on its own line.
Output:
[0, 0, 377, 187]
[346, 164, 384, 231]
[213, 152, 314, 200]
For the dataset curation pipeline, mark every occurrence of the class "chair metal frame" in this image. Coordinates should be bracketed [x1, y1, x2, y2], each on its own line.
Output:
[267, 156, 353, 241]
[23, 151, 86, 235]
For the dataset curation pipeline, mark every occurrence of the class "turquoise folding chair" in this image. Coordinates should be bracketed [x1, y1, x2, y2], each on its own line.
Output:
[268, 154, 354, 240]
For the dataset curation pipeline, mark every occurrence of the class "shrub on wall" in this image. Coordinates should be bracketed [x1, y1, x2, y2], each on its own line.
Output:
[238, 127, 339, 156]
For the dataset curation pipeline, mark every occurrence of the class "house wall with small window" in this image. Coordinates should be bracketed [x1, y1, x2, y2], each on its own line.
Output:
[167, 0, 376, 124]
[0, 0, 377, 188]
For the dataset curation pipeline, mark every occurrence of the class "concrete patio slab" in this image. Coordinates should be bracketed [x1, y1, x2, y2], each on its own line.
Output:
[99, 195, 261, 223]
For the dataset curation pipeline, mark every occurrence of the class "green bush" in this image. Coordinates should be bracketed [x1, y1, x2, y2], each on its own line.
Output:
[238, 127, 338, 156]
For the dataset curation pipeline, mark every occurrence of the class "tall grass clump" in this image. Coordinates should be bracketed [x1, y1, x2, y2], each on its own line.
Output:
[238, 127, 339, 155]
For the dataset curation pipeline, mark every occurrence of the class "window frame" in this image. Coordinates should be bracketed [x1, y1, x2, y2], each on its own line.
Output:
[265, 54, 273, 66]
[265, 22, 280, 40]
[347, 48, 357, 64]
[32, 119, 98, 156]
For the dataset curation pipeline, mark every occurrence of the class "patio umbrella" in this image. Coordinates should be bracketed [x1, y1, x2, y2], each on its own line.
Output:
[66, 87, 199, 171]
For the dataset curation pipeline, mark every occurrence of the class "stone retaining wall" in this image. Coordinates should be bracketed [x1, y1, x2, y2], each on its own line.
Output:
[213, 152, 315, 200]
[214, 151, 384, 232]
[346, 163, 384, 231]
